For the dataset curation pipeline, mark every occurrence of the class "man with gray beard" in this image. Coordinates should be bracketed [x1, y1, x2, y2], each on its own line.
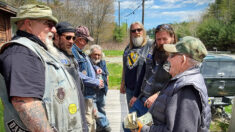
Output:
[120, 22, 153, 112]
[88, 44, 111, 132]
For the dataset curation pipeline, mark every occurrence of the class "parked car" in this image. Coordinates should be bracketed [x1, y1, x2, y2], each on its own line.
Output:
[200, 53, 235, 119]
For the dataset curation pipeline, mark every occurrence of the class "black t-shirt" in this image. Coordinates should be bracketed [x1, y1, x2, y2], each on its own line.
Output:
[0, 31, 45, 99]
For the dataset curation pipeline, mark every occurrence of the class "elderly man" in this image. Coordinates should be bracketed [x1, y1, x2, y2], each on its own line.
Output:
[72, 26, 104, 132]
[88, 44, 111, 132]
[0, 5, 85, 132]
[120, 22, 153, 110]
[137, 36, 211, 132]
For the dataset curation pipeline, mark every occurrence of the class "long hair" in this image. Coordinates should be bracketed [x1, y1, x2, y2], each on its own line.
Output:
[129, 22, 147, 49]
[153, 24, 177, 65]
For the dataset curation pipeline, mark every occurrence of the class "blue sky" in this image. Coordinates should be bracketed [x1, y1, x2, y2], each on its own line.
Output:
[114, 0, 215, 30]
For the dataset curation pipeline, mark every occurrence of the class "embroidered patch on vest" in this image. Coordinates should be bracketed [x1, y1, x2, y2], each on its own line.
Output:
[68, 104, 77, 114]
[55, 87, 65, 103]
[127, 51, 139, 69]
[7, 120, 30, 132]
[60, 59, 70, 66]
[82, 70, 87, 75]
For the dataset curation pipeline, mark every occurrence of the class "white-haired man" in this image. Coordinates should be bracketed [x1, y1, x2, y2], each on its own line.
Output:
[88, 44, 111, 132]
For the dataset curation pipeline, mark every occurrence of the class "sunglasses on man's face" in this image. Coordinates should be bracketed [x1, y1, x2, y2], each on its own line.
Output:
[43, 20, 56, 28]
[62, 35, 76, 41]
[156, 24, 173, 32]
[131, 28, 143, 33]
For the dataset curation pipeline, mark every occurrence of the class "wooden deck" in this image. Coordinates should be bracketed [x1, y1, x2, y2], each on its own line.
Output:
[106, 90, 128, 132]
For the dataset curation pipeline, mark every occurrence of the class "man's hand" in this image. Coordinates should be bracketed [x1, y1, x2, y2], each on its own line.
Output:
[12, 97, 53, 132]
[99, 79, 104, 88]
[144, 92, 159, 108]
[129, 96, 137, 107]
[96, 68, 102, 74]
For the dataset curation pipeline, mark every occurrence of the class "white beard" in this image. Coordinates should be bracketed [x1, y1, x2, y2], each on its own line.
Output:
[91, 58, 101, 64]
[45, 33, 60, 57]
[132, 36, 143, 47]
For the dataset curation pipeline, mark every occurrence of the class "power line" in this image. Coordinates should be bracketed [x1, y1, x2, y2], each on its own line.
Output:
[124, 2, 142, 17]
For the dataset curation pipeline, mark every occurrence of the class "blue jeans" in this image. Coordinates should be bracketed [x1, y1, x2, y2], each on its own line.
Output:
[94, 90, 109, 128]
[126, 88, 134, 111]
[129, 98, 148, 117]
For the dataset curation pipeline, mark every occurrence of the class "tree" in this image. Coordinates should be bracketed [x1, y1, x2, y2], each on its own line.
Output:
[113, 22, 127, 42]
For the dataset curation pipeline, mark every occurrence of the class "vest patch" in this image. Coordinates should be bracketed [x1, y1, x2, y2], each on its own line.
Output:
[127, 51, 139, 69]
[69, 104, 77, 114]
[7, 120, 29, 132]
[55, 87, 65, 103]
[60, 59, 70, 66]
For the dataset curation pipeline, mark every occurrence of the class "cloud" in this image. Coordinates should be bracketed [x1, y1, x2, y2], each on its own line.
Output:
[146, 9, 205, 22]
[160, 0, 215, 5]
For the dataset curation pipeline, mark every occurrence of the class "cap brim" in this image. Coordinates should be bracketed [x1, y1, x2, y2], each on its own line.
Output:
[163, 44, 178, 53]
[11, 16, 58, 24]
[87, 36, 94, 42]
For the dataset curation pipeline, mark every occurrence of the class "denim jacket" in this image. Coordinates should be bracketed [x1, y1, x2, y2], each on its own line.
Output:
[95, 60, 109, 95]
[72, 44, 99, 98]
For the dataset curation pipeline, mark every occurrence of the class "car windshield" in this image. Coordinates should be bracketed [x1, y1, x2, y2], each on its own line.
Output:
[201, 61, 235, 77]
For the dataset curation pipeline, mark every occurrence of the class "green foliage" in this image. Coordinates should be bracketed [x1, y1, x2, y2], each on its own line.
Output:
[172, 21, 198, 39]
[107, 63, 122, 89]
[113, 23, 128, 42]
[0, 99, 4, 131]
[197, 16, 235, 50]
[146, 28, 155, 39]
[103, 50, 123, 57]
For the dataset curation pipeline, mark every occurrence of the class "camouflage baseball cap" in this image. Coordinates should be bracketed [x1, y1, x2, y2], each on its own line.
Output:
[11, 4, 58, 24]
[163, 36, 208, 62]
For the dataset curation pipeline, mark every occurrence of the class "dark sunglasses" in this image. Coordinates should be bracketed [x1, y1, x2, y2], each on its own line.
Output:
[156, 24, 173, 32]
[62, 35, 76, 41]
[131, 28, 143, 33]
[43, 20, 56, 28]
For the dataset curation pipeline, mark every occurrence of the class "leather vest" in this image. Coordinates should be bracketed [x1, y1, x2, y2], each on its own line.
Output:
[123, 40, 153, 84]
[149, 67, 211, 132]
[0, 37, 83, 132]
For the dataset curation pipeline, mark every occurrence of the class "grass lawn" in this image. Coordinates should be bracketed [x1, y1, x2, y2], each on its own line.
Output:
[0, 99, 4, 131]
[103, 50, 123, 57]
[107, 63, 122, 89]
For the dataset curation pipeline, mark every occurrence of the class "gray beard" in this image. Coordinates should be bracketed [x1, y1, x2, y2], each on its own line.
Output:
[132, 36, 143, 47]
[91, 58, 101, 64]
[45, 35, 60, 57]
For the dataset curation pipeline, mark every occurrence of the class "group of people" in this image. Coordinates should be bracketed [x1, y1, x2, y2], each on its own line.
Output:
[0, 4, 110, 132]
[121, 22, 211, 131]
[0, 3, 212, 132]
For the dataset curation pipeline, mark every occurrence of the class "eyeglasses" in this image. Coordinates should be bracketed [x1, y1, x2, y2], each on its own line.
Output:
[81, 37, 89, 43]
[62, 35, 76, 41]
[131, 28, 143, 33]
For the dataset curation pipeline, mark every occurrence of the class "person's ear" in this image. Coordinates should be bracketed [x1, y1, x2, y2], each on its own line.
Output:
[182, 54, 187, 65]
[24, 19, 32, 31]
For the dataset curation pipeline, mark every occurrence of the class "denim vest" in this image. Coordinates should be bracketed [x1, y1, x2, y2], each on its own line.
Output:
[72, 44, 97, 98]
[96, 60, 108, 95]
[1, 37, 83, 132]
[149, 67, 211, 132]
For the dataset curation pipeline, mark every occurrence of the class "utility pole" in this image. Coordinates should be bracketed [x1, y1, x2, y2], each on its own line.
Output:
[118, 1, 120, 28]
[142, 0, 145, 25]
